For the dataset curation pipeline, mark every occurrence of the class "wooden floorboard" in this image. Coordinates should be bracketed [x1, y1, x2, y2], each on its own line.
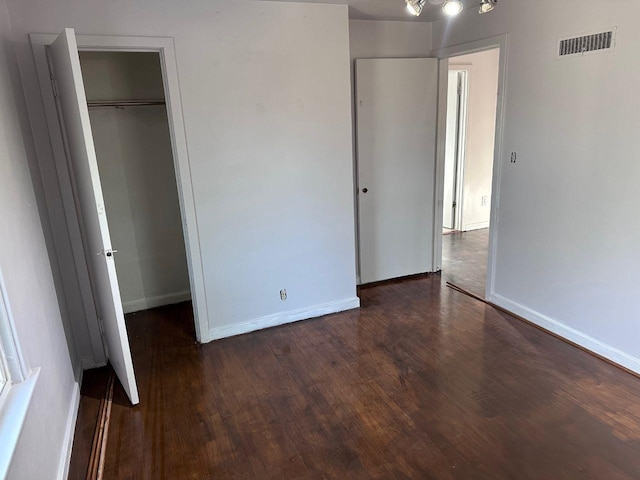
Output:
[70, 277, 640, 479]
[68, 366, 112, 480]
[442, 228, 489, 297]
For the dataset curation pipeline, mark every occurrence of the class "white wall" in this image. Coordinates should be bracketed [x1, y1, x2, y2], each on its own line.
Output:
[451, 48, 499, 231]
[80, 51, 165, 101]
[0, 0, 78, 477]
[349, 19, 432, 59]
[80, 52, 191, 313]
[432, 0, 640, 372]
[8, 0, 358, 346]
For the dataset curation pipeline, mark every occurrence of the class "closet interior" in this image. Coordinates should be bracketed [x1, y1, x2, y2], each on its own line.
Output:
[79, 51, 191, 315]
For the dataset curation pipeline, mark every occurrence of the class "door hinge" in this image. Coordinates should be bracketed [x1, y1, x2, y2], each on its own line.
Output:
[50, 75, 58, 98]
[453, 201, 457, 208]
[97, 316, 105, 336]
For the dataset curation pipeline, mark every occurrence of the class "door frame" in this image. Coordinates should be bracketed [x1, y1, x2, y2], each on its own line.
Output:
[443, 67, 471, 232]
[30, 34, 210, 344]
[431, 34, 509, 300]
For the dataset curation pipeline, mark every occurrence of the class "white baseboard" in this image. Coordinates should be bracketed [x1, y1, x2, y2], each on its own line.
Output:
[122, 290, 191, 314]
[462, 221, 489, 232]
[73, 360, 83, 383]
[209, 297, 360, 341]
[57, 381, 81, 480]
[80, 356, 107, 370]
[490, 293, 640, 375]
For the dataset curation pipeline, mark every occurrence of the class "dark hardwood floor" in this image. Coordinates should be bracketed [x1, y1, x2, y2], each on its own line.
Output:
[442, 228, 489, 297]
[68, 366, 111, 479]
[69, 277, 640, 479]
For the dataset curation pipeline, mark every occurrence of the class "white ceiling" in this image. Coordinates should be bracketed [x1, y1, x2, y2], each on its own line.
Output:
[256, 0, 479, 22]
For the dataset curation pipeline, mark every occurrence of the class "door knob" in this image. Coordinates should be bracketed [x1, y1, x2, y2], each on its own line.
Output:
[362, 188, 368, 193]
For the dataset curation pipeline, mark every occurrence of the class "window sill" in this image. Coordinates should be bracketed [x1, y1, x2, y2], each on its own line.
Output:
[0, 368, 40, 479]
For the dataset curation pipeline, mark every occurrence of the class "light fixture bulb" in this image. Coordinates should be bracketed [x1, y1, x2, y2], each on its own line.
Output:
[479, 0, 497, 14]
[442, 0, 463, 16]
[406, 0, 424, 16]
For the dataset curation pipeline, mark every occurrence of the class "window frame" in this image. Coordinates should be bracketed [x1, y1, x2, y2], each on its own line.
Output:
[0, 266, 38, 479]
[0, 267, 28, 389]
[0, 340, 11, 410]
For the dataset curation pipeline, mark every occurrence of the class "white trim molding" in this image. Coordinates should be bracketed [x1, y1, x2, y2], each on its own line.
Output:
[490, 294, 640, 375]
[431, 34, 509, 300]
[56, 381, 80, 480]
[80, 356, 107, 371]
[0, 267, 40, 479]
[463, 221, 490, 232]
[431, 57, 449, 272]
[0, 368, 40, 479]
[0, 271, 28, 384]
[209, 297, 360, 341]
[122, 291, 191, 314]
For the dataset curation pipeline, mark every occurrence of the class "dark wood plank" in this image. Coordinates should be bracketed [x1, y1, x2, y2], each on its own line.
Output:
[70, 277, 640, 479]
[68, 366, 111, 480]
[442, 228, 489, 297]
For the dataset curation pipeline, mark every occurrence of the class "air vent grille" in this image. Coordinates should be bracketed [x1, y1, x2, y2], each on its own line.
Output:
[558, 28, 616, 58]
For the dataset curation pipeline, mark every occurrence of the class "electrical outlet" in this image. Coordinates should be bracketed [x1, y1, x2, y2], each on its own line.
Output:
[482, 196, 488, 206]
[280, 289, 287, 301]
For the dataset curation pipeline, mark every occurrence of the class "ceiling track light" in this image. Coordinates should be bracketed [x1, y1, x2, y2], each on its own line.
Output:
[403, 0, 498, 18]
[442, 0, 464, 16]
[406, 0, 426, 17]
[479, 0, 498, 14]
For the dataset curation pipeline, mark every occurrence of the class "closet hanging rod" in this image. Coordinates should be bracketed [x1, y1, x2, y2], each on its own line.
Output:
[87, 100, 166, 108]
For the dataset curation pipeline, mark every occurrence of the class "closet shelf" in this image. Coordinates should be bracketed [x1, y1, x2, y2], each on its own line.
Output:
[87, 99, 166, 108]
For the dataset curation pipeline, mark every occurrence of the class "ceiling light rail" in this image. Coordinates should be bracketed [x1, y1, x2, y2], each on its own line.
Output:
[479, 0, 497, 14]
[405, 0, 497, 18]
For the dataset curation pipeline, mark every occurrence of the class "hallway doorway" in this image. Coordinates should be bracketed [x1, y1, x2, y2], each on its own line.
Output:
[439, 47, 500, 296]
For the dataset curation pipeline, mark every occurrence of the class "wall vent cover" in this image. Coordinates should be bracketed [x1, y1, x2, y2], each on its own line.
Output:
[558, 28, 617, 58]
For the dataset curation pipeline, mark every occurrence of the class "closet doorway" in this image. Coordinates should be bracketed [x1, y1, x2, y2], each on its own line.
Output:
[31, 30, 207, 405]
[79, 51, 191, 316]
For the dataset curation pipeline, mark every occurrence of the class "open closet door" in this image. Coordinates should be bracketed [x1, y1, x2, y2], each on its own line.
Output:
[49, 28, 139, 405]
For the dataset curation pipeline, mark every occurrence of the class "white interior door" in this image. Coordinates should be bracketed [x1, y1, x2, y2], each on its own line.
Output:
[49, 28, 139, 405]
[356, 58, 439, 284]
[443, 71, 460, 230]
